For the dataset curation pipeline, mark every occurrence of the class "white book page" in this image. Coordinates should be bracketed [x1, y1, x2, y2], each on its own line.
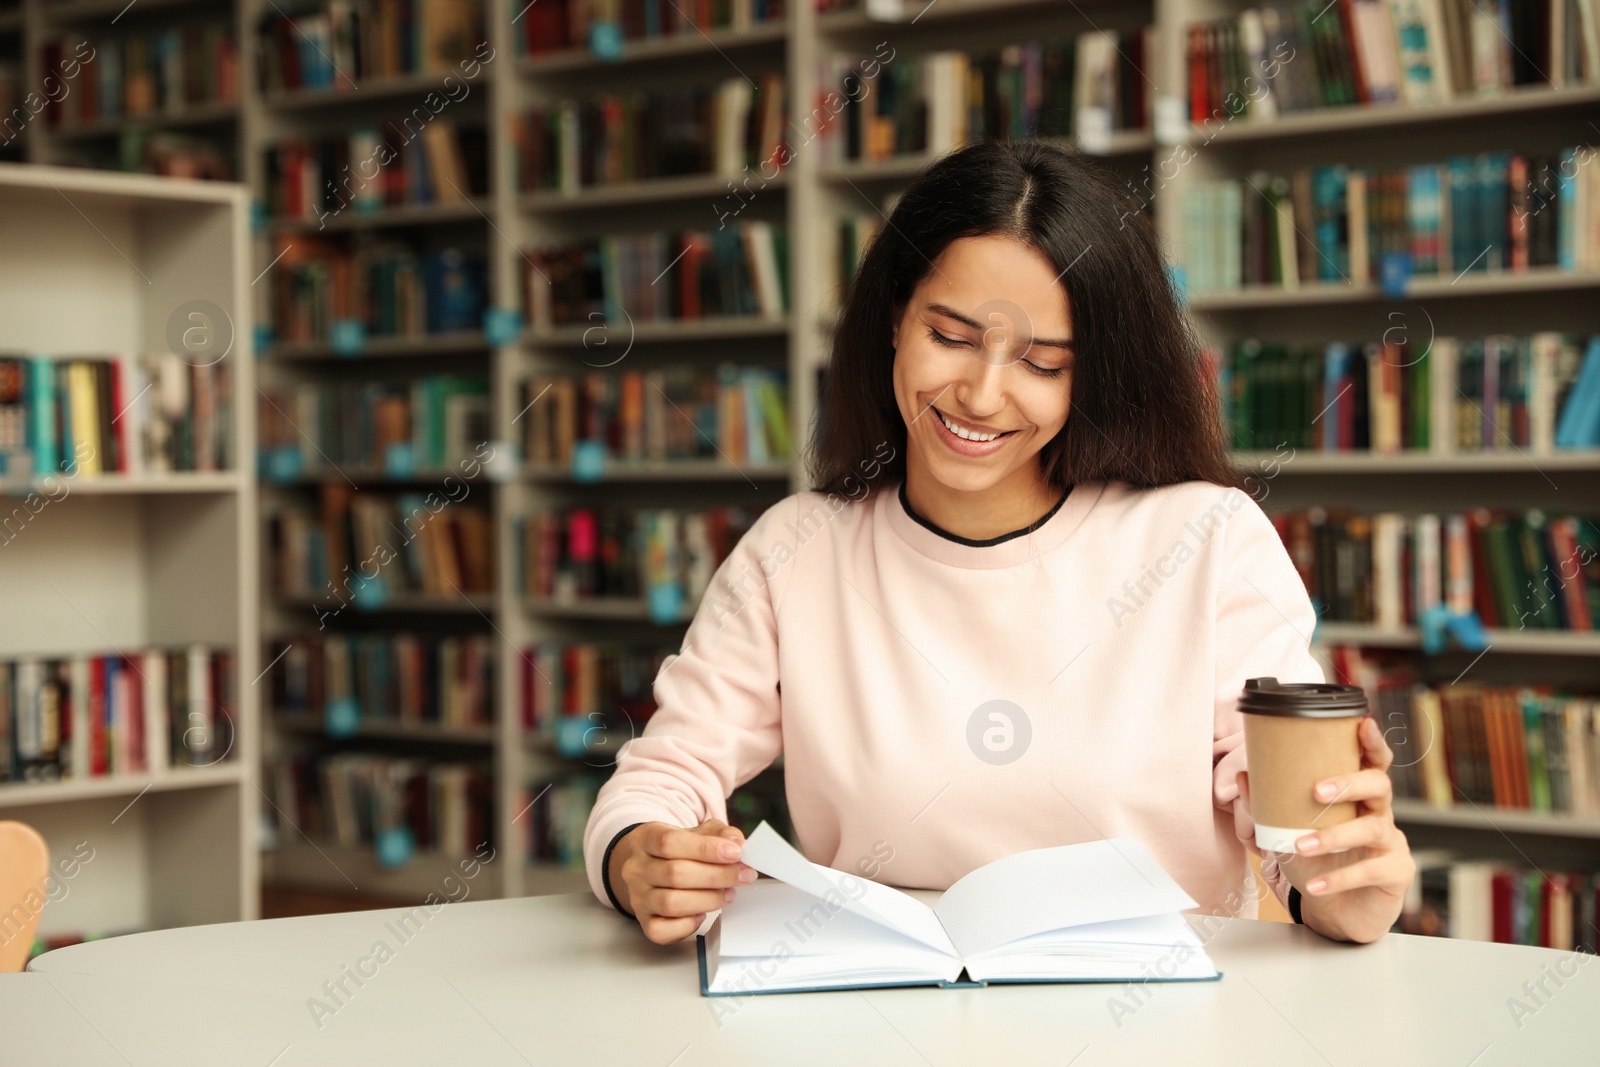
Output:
[933, 837, 1199, 960]
[714, 882, 964, 989]
[738, 822, 958, 957]
[721, 881, 951, 959]
[973, 913, 1206, 958]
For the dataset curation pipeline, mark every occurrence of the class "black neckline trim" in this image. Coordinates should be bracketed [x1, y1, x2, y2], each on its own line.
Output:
[897, 481, 1072, 548]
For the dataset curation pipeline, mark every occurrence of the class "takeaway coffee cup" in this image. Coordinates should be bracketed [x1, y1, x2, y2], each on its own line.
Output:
[1239, 676, 1369, 854]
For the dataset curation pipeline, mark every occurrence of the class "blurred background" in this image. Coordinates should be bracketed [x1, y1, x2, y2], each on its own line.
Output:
[0, 0, 1597, 966]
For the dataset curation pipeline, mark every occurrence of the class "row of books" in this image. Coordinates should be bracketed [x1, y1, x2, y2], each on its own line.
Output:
[1267, 508, 1600, 630]
[517, 0, 781, 57]
[265, 123, 489, 222]
[42, 27, 238, 128]
[1337, 646, 1600, 813]
[819, 32, 1150, 165]
[272, 486, 495, 602]
[1190, 0, 1600, 123]
[256, 0, 485, 95]
[520, 505, 762, 605]
[258, 375, 489, 475]
[270, 237, 487, 344]
[1214, 332, 1600, 452]
[524, 221, 787, 329]
[524, 770, 793, 866]
[1183, 146, 1600, 293]
[272, 633, 494, 731]
[122, 130, 233, 181]
[526, 774, 598, 867]
[1402, 854, 1600, 951]
[520, 365, 792, 468]
[521, 641, 666, 734]
[0, 354, 232, 479]
[0, 648, 234, 784]
[269, 753, 493, 858]
[513, 75, 786, 192]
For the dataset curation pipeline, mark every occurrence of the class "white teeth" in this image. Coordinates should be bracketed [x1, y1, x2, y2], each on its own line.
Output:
[938, 410, 1000, 442]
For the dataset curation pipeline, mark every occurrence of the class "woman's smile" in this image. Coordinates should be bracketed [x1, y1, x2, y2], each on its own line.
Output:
[932, 406, 1023, 456]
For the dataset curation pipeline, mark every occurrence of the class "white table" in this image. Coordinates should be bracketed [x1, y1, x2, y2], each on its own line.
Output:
[5, 891, 1597, 1065]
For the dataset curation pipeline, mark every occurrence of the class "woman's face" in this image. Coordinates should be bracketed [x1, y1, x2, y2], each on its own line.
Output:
[891, 235, 1074, 495]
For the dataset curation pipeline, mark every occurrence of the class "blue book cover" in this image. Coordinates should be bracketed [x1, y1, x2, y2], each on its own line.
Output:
[1448, 156, 1474, 275]
[1322, 343, 1352, 452]
[1478, 152, 1510, 273]
[743, 367, 768, 464]
[1554, 337, 1600, 449]
[424, 250, 485, 333]
[31, 357, 56, 477]
[102, 656, 119, 771]
[1310, 165, 1347, 282]
[1557, 147, 1577, 270]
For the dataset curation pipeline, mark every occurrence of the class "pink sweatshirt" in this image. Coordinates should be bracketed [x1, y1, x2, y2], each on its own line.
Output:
[583, 477, 1326, 920]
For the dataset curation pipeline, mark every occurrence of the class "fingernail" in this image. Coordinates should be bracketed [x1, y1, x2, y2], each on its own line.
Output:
[1297, 835, 1319, 853]
[719, 842, 741, 861]
[737, 867, 757, 884]
[723, 888, 736, 903]
[1307, 878, 1328, 894]
[1315, 782, 1336, 800]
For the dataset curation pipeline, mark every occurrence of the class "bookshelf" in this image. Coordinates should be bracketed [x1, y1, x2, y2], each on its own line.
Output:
[1161, 0, 1600, 949]
[10, 0, 1600, 946]
[0, 163, 257, 946]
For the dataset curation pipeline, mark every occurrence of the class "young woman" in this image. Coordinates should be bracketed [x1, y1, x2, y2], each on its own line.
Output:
[584, 140, 1415, 946]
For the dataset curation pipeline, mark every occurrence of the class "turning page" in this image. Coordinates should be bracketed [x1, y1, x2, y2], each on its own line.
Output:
[736, 821, 956, 955]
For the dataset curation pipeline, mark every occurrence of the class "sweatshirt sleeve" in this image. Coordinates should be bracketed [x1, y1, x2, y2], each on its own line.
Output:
[1208, 487, 1326, 913]
[580, 496, 792, 910]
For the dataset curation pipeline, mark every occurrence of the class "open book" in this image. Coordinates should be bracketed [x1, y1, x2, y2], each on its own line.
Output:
[699, 822, 1221, 996]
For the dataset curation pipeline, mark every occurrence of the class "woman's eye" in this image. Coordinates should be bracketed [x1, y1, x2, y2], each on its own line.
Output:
[927, 325, 1068, 378]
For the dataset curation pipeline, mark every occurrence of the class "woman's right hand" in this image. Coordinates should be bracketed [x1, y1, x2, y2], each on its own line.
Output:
[610, 819, 759, 944]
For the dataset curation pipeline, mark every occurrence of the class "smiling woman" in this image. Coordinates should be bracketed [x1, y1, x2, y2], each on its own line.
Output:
[586, 140, 1416, 951]
[813, 139, 1244, 541]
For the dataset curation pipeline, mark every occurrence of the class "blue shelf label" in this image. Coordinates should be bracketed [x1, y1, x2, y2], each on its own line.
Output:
[324, 696, 360, 738]
[330, 319, 367, 357]
[350, 574, 390, 611]
[385, 442, 417, 480]
[253, 323, 275, 357]
[589, 20, 623, 59]
[1444, 610, 1489, 652]
[375, 826, 415, 869]
[354, 198, 382, 216]
[570, 440, 607, 483]
[1379, 252, 1411, 299]
[1418, 603, 1451, 655]
[1166, 263, 1186, 308]
[647, 583, 684, 625]
[554, 715, 592, 758]
[484, 307, 522, 347]
[263, 446, 304, 484]
[250, 199, 268, 235]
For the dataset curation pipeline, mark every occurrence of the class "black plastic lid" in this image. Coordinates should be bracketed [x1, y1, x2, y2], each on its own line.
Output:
[1238, 676, 1369, 718]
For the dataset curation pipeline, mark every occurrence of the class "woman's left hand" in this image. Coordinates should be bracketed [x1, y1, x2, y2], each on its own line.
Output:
[1238, 715, 1417, 943]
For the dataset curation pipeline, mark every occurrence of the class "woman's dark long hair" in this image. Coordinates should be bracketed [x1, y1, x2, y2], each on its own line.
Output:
[808, 139, 1245, 498]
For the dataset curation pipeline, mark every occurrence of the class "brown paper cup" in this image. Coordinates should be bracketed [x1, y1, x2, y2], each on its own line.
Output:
[1239, 676, 1367, 854]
